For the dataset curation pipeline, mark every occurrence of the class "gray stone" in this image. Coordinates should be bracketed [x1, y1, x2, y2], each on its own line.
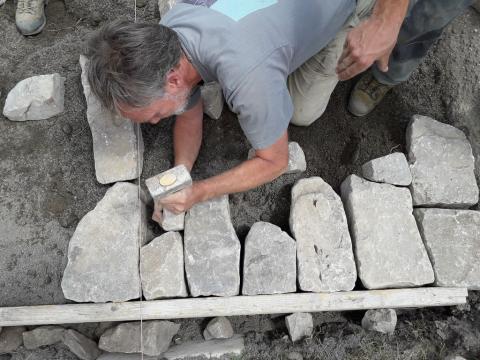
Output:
[290, 177, 357, 292]
[0, 327, 25, 354]
[161, 209, 185, 232]
[23, 326, 65, 349]
[248, 142, 306, 174]
[361, 152, 412, 186]
[341, 175, 434, 289]
[414, 208, 480, 289]
[184, 196, 241, 297]
[145, 165, 192, 200]
[61, 182, 146, 302]
[285, 313, 313, 342]
[99, 321, 180, 356]
[242, 222, 296, 295]
[3, 74, 65, 121]
[140, 232, 188, 300]
[63, 329, 101, 360]
[203, 317, 234, 341]
[286, 352, 304, 360]
[158, 0, 177, 18]
[80, 55, 144, 184]
[445, 356, 467, 360]
[407, 115, 478, 207]
[361, 309, 397, 335]
[98, 354, 156, 360]
[201, 82, 224, 120]
[163, 335, 244, 360]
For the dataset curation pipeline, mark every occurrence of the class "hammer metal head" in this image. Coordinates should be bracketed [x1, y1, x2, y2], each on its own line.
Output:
[145, 164, 192, 200]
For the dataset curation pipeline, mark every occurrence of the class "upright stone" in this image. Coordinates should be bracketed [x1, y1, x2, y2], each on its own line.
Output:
[158, 0, 177, 17]
[248, 142, 306, 174]
[0, 327, 26, 354]
[184, 196, 241, 297]
[201, 82, 224, 120]
[341, 175, 434, 289]
[61, 182, 146, 302]
[63, 330, 101, 360]
[242, 222, 296, 295]
[80, 55, 144, 184]
[285, 313, 313, 342]
[23, 326, 65, 349]
[407, 115, 478, 207]
[290, 177, 357, 292]
[203, 317, 234, 340]
[361, 152, 412, 186]
[161, 209, 185, 231]
[414, 208, 480, 289]
[361, 309, 397, 335]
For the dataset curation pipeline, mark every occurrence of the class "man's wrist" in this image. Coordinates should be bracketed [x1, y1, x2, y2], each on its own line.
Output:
[192, 180, 209, 204]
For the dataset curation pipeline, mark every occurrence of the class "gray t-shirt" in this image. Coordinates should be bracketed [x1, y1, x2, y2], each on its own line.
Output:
[161, 0, 354, 149]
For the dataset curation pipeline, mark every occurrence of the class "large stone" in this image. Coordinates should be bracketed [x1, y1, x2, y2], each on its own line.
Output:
[61, 182, 146, 302]
[285, 313, 313, 342]
[289, 177, 357, 292]
[361, 309, 397, 335]
[158, 0, 177, 18]
[361, 152, 412, 186]
[242, 222, 296, 295]
[23, 326, 65, 349]
[98, 355, 156, 360]
[63, 329, 101, 360]
[99, 321, 180, 356]
[201, 82, 224, 120]
[80, 55, 144, 184]
[407, 115, 478, 207]
[140, 232, 188, 300]
[163, 335, 245, 360]
[3, 73, 65, 121]
[414, 208, 480, 289]
[341, 175, 434, 289]
[184, 196, 241, 297]
[248, 142, 306, 174]
[203, 317, 234, 341]
[0, 326, 25, 354]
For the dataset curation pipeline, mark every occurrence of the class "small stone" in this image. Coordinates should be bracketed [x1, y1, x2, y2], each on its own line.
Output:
[63, 329, 101, 360]
[23, 326, 65, 349]
[0, 327, 26, 354]
[98, 354, 156, 360]
[361, 309, 397, 335]
[201, 82, 224, 120]
[361, 152, 412, 186]
[203, 317, 234, 340]
[285, 313, 313, 342]
[248, 142, 306, 174]
[158, 0, 177, 17]
[242, 222, 296, 295]
[162, 335, 245, 360]
[136, 0, 147, 7]
[445, 356, 467, 360]
[3, 74, 65, 121]
[286, 352, 304, 360]
[61, 123, 73, 136]
[161, 209, 185, 231]
[140, 232, 188, 300]
[145, 165, 192, 200]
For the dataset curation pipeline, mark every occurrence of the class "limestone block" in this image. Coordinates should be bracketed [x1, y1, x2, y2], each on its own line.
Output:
[158, 0, 177, 18]
[140, 232, 188, 300]
[23, 326, 65, 349]
[414, 208, 480, 289]
[61, 182, 146, 302]
[290, 177, 357, 292]
[201, 82, 224, 120]
[184, 196, 241, 297]
[145, 165, 192, 200]
[361, 309, 397, 334]
[80, 55, 144, 184]
[161, 209, 185, 231]
[203, 317, 234, 341]
[341, 175, 434, 289]
[63, 330, 101, 360]
[407, 115, 478, 207]
[163, 335, 245, 360]
[0, 327, 25, 355]
[285, 313, 313, 342]
[361, 152, 412, 186]
[248, 142, 306, 174]
[242, 222, 296, 295]
[3, 73, 65, 121]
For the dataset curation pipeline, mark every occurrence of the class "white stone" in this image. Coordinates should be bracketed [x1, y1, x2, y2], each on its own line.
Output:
[145, 165, 192, 200]
[163, 335, 245, 360]
[23, 326, 65, 349]
[361, 152, 412, 186]
[290, 177, 357, 292]
[158, 0, 177, 17]
[248, 142, 306, 174]
[201, 82, 224, 120]
[203, 317, 234, 341]
[61, 182, 146, 302]
[361, 309, 397, 334]
[184, 196, 241, 297]
[242, 222, 296, 295]
[3, 73, 65, 121]
[0, 327, 25, 355]
[140, 232, 188, 300]
[407, 115, 478, 207]
[285, 313, 313, 342]
[414, 208, 480, 290]
[98, 355, 156, 360]
[341, 175, 434, 289]
[161, 209, 185, 231]
[63, 329, 101, 360]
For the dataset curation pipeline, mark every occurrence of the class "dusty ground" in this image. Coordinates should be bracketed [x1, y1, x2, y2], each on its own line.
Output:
[0, 0, 479, 359]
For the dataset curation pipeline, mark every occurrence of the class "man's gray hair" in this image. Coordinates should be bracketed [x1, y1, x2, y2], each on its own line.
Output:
[85, 20, 183, 111]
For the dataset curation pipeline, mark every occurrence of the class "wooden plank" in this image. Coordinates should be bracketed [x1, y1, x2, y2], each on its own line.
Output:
[0, 287, 467, 327]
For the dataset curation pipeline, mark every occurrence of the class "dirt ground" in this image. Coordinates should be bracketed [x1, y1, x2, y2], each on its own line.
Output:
[0, 1, 479, 359]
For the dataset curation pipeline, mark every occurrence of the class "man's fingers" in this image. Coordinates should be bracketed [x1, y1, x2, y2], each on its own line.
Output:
[336, 53, 356, 74]
[337, 61, 369, 81]
[376, 51, 391, 73]
[152, 208, 163, 224]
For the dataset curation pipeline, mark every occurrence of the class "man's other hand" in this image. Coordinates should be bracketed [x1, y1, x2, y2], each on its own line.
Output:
[158, 183, 202, 214]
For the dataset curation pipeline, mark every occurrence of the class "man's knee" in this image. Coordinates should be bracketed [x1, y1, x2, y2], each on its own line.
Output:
[290, 109, 322, 127]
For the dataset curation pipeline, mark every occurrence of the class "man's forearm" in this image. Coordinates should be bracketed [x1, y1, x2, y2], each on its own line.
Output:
[372, 0, 409, 30]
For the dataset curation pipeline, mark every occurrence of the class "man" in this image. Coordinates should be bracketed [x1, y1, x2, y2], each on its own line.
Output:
[85, 0, 471, 218]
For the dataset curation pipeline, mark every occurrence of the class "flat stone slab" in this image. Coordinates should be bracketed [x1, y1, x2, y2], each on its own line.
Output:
[158, 0, 177, 18]
[0, 326, 25, 355]
[63, 329, 101, 360]
[248, 142, 306, 174]
[361, 309, 397, 335]
[285, 313, 313, 342]
[341, 175, 434, 289]
[145, 165, 192, 200]
[161, 209, 185, 231]
[140, 232, 188, 300]
[201, 82, 224, 120]
[290, 177, 357, 292]
[61, 182, 146, 302]
[163, 335, 245, 360]
[3, 73, 65, 121]
[203, 317, 234, 340]
[414, 208, 480, 290]
[361, 152, 412, 186]
[184, 196, 241, 297]
[23, 326, 65, 349]
[80, 55, 144, 184]
[242, 222, 296, 295]
[407, 115, 478, 207]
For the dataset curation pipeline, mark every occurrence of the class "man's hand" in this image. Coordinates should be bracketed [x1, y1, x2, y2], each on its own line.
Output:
[157, 183, 202, 214]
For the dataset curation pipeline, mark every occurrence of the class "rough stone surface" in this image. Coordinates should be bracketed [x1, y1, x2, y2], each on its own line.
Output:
[248, 142, 306, 174]
[80, 55, 144, 184]
[361, 309, 397, 335]
[184, 196, 241, 297]
[203, 317, 234, 341]
[285, 313, 313, 342]
[63, 329, 101, 360]
[242, 222, 296, 295]
[445, 356, 467, 360]
[161, 209, 185, 232]
[145, 165, 192, 200]
[407, 115, 478, 207]
[0, 326, 25, 354]
[414, 208, 480, 289]
[99, 321, 180, 356]
[289, 177, 357, 292]
[140, 232, 188, 300]
[201, 82, 224, 120]
[98, 355, 156, 360]
[361, 152, 412, 186]
[163, 335, 245, 360]
[341, 175, 434, 289]
[61, 182, 146, 302]
[23, 326, 65, 349]
[158, 0, 177, 18]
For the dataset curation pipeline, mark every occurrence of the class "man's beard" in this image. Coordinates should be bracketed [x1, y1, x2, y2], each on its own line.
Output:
[170, 87, 192, 116]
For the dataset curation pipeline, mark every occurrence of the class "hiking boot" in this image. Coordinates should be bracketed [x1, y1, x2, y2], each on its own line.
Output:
[16, 0, 47, 36]
[348, 72, 394, 117]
